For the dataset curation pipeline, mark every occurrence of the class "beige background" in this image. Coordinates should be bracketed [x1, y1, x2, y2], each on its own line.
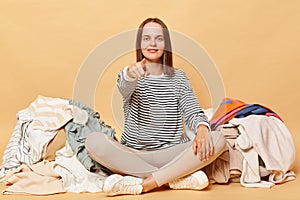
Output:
[0, 0, 299, 199]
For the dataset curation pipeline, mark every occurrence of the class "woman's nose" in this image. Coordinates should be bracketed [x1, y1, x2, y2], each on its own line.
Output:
[150, 38, 156, 46]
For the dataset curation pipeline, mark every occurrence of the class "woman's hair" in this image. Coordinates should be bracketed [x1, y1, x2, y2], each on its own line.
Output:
[136, 18, 174, 75]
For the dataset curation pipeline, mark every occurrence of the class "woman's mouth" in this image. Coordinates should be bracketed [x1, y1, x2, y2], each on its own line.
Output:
[147, 48, 159, 53]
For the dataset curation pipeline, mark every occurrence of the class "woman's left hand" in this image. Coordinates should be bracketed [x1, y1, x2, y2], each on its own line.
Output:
[193, 124, 214, 161]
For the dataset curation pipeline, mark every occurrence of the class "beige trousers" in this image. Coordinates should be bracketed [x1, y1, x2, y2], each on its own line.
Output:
[85, 131, 226, 186]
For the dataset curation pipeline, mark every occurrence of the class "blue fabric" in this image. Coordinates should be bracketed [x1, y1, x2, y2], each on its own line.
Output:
[235, 104, 271, 118]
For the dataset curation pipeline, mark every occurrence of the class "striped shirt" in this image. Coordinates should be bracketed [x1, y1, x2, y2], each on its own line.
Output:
[117, 68, 209, 150]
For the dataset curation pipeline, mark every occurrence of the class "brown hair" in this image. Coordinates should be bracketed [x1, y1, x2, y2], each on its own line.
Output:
[136, 18, 174, 75]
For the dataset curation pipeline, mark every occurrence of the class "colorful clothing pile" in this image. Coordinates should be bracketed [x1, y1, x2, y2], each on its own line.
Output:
[205, 98, 296, 188]
[209, 98, 282, 130]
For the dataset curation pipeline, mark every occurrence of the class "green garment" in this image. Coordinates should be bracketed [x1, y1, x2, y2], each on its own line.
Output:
[65, 99, 116, 175]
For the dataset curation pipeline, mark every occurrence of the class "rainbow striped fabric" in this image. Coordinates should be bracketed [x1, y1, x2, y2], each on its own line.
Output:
[209, 98, 282, 130]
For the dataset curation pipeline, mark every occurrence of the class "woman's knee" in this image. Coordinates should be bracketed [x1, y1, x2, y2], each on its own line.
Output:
[85, 132, 108, 156]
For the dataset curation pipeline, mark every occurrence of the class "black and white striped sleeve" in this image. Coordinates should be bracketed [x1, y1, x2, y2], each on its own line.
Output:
[178, 71, 210, 133]
[117, 66, 138, 104]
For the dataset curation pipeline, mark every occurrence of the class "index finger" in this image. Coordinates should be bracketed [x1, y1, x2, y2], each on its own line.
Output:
[139, 59, 150, 77]
[140, 58, 147, 71]
[140, 58, 147, 65]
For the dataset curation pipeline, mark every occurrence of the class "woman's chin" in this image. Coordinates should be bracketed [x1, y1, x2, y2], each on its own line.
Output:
[144, 57, 161, 63]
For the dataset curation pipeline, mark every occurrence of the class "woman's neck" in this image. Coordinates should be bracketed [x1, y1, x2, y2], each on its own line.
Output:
[146, 62, 163, 75]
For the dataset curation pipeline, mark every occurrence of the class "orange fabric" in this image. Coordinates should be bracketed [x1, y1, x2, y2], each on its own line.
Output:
[209, 98, 247, 129]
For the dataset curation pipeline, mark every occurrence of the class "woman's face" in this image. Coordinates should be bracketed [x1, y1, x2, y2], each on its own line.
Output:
[141, 22, 165, 63]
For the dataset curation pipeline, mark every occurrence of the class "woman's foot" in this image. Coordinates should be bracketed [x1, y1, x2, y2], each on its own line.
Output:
[168, 170, 209, 190]
[103, 174, 143, 196]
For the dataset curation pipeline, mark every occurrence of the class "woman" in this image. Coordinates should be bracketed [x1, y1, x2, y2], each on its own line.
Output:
[85, 18, 226, 196]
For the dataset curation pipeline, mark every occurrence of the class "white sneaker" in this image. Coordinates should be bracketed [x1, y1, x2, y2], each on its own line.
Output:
[103, 174, 143, 196]
[169, 170, 209, 190]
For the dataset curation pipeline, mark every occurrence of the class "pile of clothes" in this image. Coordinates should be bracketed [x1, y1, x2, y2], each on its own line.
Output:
[0, 95, 116, 195]
[204, 98, 296, 188]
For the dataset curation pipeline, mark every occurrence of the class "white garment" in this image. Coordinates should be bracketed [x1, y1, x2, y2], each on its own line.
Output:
[0, 95, 89, 178]
[14, 119, 34, 166]
[54, 143, 106, 193]
[16, 96, 84, 164]
[236, 125, 274, 188]
[26, 95, 73, 131]
[0, 121, 23, 178]
[72, 106, 89, 125]
[10, 95, 74, 164]
[204, 108, 216, 121]
[230, 115, 296, 184]
[27, 123, 58, 164]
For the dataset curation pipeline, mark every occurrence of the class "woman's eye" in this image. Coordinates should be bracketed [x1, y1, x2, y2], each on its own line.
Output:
[143, 37, 150, 41]
[157, 37, 164, 42]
